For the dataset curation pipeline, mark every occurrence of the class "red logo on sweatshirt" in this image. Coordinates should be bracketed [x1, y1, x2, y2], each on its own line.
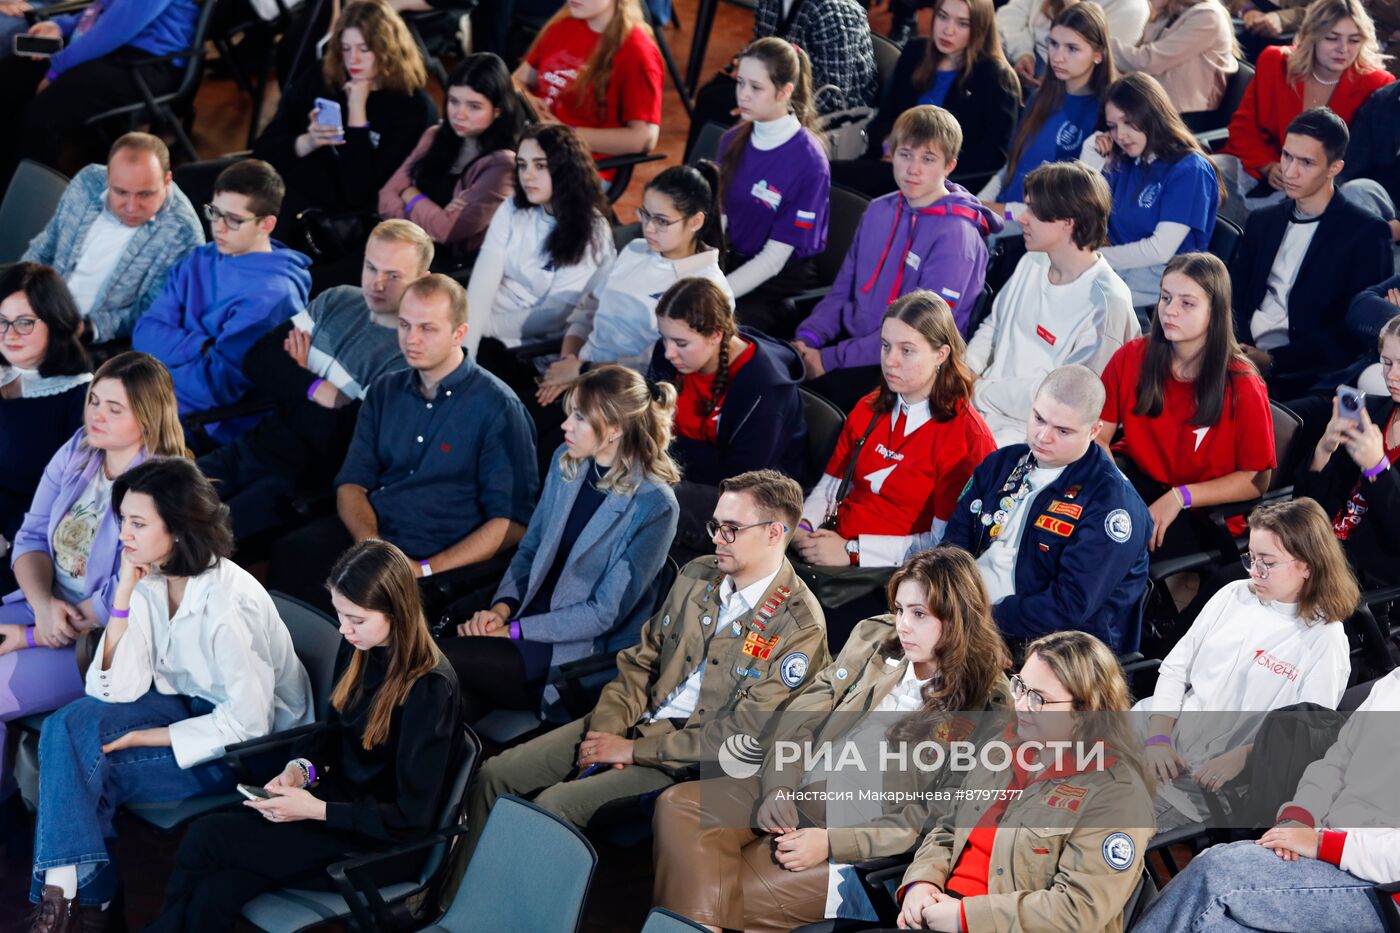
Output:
[1036, 325, 1057, 346]
[1253, 649, 1299, 682]
[440, 443, 452, 453]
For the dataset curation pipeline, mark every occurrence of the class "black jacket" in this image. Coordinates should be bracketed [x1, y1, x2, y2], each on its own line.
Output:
[1339, 81, 1400, 209]
[1230, 191, 1394, 396]
[865, 41, 1022, 182]
[1295, 393, 1400, 587]
[649, 326, 807, 486]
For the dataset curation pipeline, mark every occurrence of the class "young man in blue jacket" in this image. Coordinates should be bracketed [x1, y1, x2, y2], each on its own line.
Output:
[943, 364, 1151, 656]
[133, 159, 311, 444]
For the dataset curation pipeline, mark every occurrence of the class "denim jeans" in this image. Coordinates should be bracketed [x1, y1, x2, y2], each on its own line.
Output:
[1133, 839, 1385, 932]
[30, 691, 236, 905]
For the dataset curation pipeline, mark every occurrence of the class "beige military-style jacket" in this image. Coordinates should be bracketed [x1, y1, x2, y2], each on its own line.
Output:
[587, 556, 830, 774]
[758, 616, 1014, 864]
[900, 748, 1154, 933]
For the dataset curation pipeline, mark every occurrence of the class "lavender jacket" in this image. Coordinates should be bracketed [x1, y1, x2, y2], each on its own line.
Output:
[795, 185, 1001, 371]
[2, 430, 149, 623]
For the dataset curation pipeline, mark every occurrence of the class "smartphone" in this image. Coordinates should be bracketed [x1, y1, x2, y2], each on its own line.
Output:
[13, 34, 63, 57]
[237, 783, 272, 800]
[1336, 385, 1366, 427]
[313, 97, 344, 143]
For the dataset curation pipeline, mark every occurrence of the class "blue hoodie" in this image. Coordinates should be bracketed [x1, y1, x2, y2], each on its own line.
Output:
[48, 0, 198, 80]
[133, 241, 312, 440]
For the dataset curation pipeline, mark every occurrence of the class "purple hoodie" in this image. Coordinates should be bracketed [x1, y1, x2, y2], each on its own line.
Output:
[796, 184, 1002, 372]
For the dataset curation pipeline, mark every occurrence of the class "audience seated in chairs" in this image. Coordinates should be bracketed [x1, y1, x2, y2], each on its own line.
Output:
[944, 365, 1151, 655]
[894, 630, 1155, 933]
[796, 106, 1001, 413]
[1296, 313, 1400, 588]
[997, 0, 1147, 89]
[0, 264, 93, 551]
[0, 352, 181, 795]
[652, 547, 1013, 931]
[0, 0, 200, 186]
[439, 365, 680, 724]
[131, 159, 312, 445]
[716, 38, 832, 335]
[1230, 108, 1394, 406]
[968, 162, 1138, 447]
[146, 539, 463, 933]
[1110, 0, 1238, 115]
[465, 123, 616, 369]
[1132, 662, 1400, 933]
[1081, 73, 1224, 307]
[252, 0, 436, 254]
[796, 291, 995, 570]
[1134, 497, 1357, 832]
[830, 0, 1022, 199]
[20, 133, 204, 345]
[377, 53, 528, 270]
[513, 0, 663, 170]
[26, 457, 312, 931]
[1218, 0, 1394, 214]
[978, 3, 1117, 240]
[197, 220, 434, 541]
[269, 274, 539, 616]
[1100, 252, 1275, 557]
[462, 470, 829, 857]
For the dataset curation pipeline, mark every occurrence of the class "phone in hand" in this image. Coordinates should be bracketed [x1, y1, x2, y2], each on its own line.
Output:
[237, 783, 272, 800]
[1336, 385, 1366, 427]
[313, 97, 344, 143]
[13, 34, 63, 57]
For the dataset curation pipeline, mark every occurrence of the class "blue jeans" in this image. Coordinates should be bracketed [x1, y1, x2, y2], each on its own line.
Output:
[30, 691, 236, 905]
[1133, 839, 1385, 932]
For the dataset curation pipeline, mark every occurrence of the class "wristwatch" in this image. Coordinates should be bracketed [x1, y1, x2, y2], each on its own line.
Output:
[845, 538, 860, 566]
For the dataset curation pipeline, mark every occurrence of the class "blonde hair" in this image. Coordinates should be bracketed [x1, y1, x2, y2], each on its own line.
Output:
[86, 352, 191, 461]
[891, 105, 965, 164]
[1379, 312, 1400, 351]
[323, 0, 428, 96]
[369, 219, 435, 273]
[560, 364, 682, 493]
[1248, 498, 1361, 624]
[1287, 0, 1387, 83]
[529, 0, 651, 114]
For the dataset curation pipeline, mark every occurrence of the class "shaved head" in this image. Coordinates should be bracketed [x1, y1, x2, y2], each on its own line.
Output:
[1036, 365, 1106, 427]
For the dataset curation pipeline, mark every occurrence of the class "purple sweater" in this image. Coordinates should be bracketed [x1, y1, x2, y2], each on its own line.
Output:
[796, 185, 1001, 371]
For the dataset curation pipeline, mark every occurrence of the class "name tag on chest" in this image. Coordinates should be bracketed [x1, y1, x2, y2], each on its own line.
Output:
[750, 180, 783, 209]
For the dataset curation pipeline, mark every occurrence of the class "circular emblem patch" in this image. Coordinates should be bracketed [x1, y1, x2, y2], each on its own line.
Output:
[1102, 832, 1136, 871]
[1104, 509, 1133, 543]
[780, 653, 809, 687]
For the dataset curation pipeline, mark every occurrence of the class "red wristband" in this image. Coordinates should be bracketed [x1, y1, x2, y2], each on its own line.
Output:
[1319, 829, 1347, 865]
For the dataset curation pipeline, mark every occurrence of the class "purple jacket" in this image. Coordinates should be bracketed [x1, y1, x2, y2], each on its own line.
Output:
[796, 184, 1001, 371]
[3, 430, 149, 623]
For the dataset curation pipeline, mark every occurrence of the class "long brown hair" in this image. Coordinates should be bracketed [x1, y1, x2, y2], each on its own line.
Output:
[562, 364, 682, 492]
[322, 0, 427, 95]
[1248, 499, 1361, 625]
[1103, 73, 1226, 204]
[1002, 2, 1116, 188]
[326, 539, 442, 749]
[1133, 253, 1251, 427]
[656, 277, 738, 418]
[872, 291, 976, 420]
[718, 38, 826, 204]
[913, 0, 1017, 95]
[529, 0, 651, 114]
[85, 352, 190, 460]
[884, 547, 1010, 744]
[1287, 0, 1386, 83]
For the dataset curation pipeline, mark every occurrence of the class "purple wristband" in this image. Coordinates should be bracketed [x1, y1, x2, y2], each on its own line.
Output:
[1145, 734, 1173, 747]
[306, 761, 317, 785]
[405, 193, 428, 215]
[794, 329, 822, 348]
[1176, 485, 1193, 508]
[25, 626, 37, 648]
[798, 519, 815, 533]
[109, 608, 130, 619]
[306, 378, 326, 400]
[1363, 457, 1391, 480]
[509, 620, 522, 640]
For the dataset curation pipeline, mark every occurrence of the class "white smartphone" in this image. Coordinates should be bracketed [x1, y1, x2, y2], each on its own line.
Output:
[313, 96, 344, 143]
[1336, 385, 1366, 427]
[237, 783, 272, 800]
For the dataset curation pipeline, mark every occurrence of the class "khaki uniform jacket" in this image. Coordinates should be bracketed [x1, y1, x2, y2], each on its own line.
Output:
[587, 556, 830, 774]
[901, 754, 1154, 933]
[758, 616, 1014, 864]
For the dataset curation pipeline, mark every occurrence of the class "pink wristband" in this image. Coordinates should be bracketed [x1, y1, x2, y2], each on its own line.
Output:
[1145, 734, 1173, 747]
[307, 378, 326, 400]
[25, 627, 37, 648]
[1363, 457, 1391, 480]
[509, 620, 522, 640]
[109, 608, 130, 619]
[1176, 485, 1192, 508]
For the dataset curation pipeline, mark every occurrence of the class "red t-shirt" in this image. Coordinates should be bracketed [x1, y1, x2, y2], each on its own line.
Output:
[526, 18, 663, 137]
[824, 392, 996, 538]
[1100, 338, 1276, 487]
[674, 340, 756, 445]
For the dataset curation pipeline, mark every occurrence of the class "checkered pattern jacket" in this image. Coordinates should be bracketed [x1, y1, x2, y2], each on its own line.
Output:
[753, 0, 878, 112]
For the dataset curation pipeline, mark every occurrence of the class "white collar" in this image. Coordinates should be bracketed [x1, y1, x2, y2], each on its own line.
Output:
[0, 367, 93, 399]
[892, 395, 933, 434]
[721, 564, 783, 615]
[750, 114, 802, 151]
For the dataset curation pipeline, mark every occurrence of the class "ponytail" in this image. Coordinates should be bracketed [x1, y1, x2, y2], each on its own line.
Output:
[646, 162, 724, 255]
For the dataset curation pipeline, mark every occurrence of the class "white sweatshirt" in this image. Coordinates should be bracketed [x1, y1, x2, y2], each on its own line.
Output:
[966, 251, 1138, 447]
[1137, 580, 1350, 768]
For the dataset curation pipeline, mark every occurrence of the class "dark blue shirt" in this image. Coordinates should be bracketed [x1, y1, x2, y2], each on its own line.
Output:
[1003, 91, 1100, 203]
[918, 69, 958, 108]
[1106, 151, 1219, 255]
[336, 353, 538, 559]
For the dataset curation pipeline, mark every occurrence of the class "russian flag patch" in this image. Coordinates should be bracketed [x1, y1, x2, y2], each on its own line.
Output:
[794, 210, 816, 230]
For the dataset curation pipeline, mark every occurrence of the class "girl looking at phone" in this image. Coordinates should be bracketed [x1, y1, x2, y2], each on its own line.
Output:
[148, 538, 463, 933]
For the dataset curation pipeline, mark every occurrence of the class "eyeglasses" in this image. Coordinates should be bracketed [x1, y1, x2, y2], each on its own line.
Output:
[636, 207, 681, 231]
[0, 317, 38, 335]
[705, 519, 782, 544]
[1010, 674, 1075, 713]
[1241, 553, 1299, 580]
[203, 203, 262, 231]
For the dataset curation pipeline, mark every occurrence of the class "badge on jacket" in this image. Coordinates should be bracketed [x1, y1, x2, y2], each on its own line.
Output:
[1045, 782, 1087, 811]
[1102, 832, 1136, 871]
[741, 632, 780, 661]
[779, 652, 809, 687]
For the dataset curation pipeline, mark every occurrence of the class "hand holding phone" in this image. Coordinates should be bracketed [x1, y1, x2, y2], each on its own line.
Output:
[1336, 385, 1366, 427]
[13, 33, 62, 57]
[237, 783, 272, 800]
[313, 97, 345, 144]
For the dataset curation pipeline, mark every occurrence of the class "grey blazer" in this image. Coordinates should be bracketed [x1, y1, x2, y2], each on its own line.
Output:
[492, 445, 679, 665]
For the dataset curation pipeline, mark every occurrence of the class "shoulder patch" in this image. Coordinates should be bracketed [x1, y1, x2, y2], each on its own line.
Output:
[1101, 832, 1136, 871]
[1104, 509, 1133, 543]
[779, 652, 810, 687]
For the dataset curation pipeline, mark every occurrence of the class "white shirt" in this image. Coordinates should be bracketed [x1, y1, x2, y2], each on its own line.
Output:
[1251, 211, 1322, 351]
[66, 201, 141, 324]
[648, 565, 782, 721]
[977, 464, 1066, 604]
[87, 558, 314, 768]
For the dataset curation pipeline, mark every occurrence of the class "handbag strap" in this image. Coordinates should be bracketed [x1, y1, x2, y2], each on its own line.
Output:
[829, 409, 882, 517]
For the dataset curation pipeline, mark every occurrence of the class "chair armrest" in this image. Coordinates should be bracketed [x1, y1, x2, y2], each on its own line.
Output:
[513, 338, 561, 361]
[26, 0, 94, 23]
[1372, 881, 1400, 933]
[183, 397, 277, 428]
[1195, 128, 1231, 152]
[554, 651, 621, 716]
[1364, 584, 1400, 610]
[327, 824, 470, 933]
[856, 855, 914, 925]
[595, 152, 667, 172]
[1149, 550, 1221, 582]
[221, 723, 326, 782]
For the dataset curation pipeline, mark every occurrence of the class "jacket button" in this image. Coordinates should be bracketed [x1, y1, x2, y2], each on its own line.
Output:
[996, 868, 1004, 876]
[709, 657, 716, 664]
[686, 655, 692, 663]
[698, 709, 705, 714]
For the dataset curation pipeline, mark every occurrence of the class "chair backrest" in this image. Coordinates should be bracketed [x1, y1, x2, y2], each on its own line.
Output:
[814, 184, 873, 287]
[420, 725, 482, 883]
[172, 0, 223, 101]
[440, 795, 597, 933]
[599, 554, 680, 656]
[690, 121, 729, 165]
[871, 33, 902, 101]
[642, 907, 712, 932]
[1122, 868, 1158, 928]
[798, 386, 846, 491]
[1209, 216, 1244, 269]
[963, 282, 996, 338]
[1219, 61, 1255, 126]
[0, 160, 70, 264]
[1268, 400, 1303, 492]
[270, 592, 344, 719]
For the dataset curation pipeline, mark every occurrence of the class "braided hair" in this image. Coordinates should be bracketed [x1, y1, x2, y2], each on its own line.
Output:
[656, 277, 738, 418]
